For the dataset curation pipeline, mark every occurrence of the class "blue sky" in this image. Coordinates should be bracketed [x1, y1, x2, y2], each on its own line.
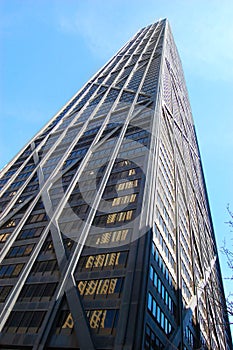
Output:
[0, 0, 233, 321]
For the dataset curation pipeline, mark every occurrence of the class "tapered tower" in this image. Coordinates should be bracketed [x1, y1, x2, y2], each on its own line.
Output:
[0, 19, 231, 349]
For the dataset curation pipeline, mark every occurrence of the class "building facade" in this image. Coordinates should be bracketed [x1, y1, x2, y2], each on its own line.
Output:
[0, 19, 232, 349]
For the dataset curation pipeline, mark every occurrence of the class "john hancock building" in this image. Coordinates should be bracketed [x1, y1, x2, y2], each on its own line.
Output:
[0, 18, 232, 350]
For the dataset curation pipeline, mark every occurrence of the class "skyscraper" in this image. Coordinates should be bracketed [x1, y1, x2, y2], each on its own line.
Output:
[0, 18, 231, 349]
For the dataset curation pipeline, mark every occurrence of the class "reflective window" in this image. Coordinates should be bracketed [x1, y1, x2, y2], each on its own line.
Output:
[31, 259, 58, 275]
[17, 226, 44, 240]
[55, 311, 74, 335]
[144, 324, 164, 349]
[6, 244, 34, 259]
[87, 229, 130, 246]
[18, 283, 57, 302]
[0, 285, 12, 302]
[147, 293, 172, 335]
[0, 232, 10, 242]
[77, 251, 128, 271]
[77, 277, 124, 299]
[0, 263, 24, 278]
[112, 194, 137, 206]
[86, 309, 119, 335]
[3, 311, 46, 334]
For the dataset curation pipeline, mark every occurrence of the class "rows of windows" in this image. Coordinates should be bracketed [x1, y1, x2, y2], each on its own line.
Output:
[3, 310, 46, 334]
[22, 183, 39, 193]
[9, 180, 25, 189]
[180, 244, 191, 271]
[154, 223, 176, 269]
[63, 157, 81, 169]
[6, 244, 34, 259]
[1, 169, 17, 179]
[181, 260, 192, 286]
[18, 282, 57, 302]
[147, 292, 172, 335]
[157, 193, 174, 229]
[77, 251, 128, 272]
[0, 178, 10, 186]
[77, 277, 124, 299]
[86, 152, 113, 169]
[184, 326, 194, 347]
[158, 163, 174, 196]
[151, 242, 175, 290]
[0, 263, 24, 279]
[156, 209, 175, 250]
[2, 190, 17, 198]
[160, 140, 173, 174]
[142, 55, 160, 96]
[179, 219, 190, 254]
[45, 155, 62, 165]
[87, 229, 130, 246]
[127, 65, 147, 92]
[182, 278, 191, 300]
[144, 324, 164, 350]
[149, 265, 174, 313]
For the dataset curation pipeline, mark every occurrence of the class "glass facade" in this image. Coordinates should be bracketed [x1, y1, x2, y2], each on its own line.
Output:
[0, 18, 232, 350]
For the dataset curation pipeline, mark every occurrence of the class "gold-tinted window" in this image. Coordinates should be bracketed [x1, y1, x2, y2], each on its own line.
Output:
[88, 229, 129, 246]
[77, 277, 124, 299]
[112, 194, 137, 206]
[77, 251, 128, 271]
[86, 309, 119, 334]
[0, 233, 10, 242]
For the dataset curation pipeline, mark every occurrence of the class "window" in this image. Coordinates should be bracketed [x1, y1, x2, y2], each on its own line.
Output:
[6, 244, 34, 259]
[55, 311, 74, 335]
[86, 309, 119, 335]
[3, 311, 46, 334]
[0, 232, 10, 243]
[94, 210, 134, 226]
[5, 220, 17, 228]
[77, 278, 124, 299]
[112, 194, 137, 206]
[148, 293, 152, 311]
[17, 226, 44, 240]
[0, 285, 12, 302]
[77, 251, 128, 272]
[31, 259, 58, 275]
[147, 293, 172, 335]
[18, 283, 57, 302]
[144, 324, 164, 350]
[151, 242, 175, 291]
[88, 229, 130, 246]
[40, 239, 54, 254]
[28, 213, 46, 223]
[116, 179, 138, 191]
[0, 263, 24, 278]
